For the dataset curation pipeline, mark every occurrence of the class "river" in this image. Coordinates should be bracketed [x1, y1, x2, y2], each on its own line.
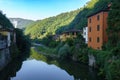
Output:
[0, 48, 101, 80]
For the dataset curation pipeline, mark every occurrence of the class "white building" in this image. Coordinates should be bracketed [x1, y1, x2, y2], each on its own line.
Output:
[83, 27, 88, 44]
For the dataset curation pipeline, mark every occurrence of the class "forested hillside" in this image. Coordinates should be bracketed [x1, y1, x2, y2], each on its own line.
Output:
[25, 10, 80, 39]
[0, 11, 14, 28]
[25, 0, 111, 39]
[9, 18, 34, 29]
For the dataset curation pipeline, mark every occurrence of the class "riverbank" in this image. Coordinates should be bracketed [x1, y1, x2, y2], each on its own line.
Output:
[31, 46, 58, 59]
[33, 44, 120, 80]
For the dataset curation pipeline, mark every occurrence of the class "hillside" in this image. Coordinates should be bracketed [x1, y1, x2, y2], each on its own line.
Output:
[0, 11, 14, 28]
[25, 0, 111, 39]
[9, 18, 34, 29]
[25, 10, 80, 39]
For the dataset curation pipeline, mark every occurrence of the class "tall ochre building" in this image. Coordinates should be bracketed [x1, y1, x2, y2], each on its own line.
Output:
[87, 9, 109, 50]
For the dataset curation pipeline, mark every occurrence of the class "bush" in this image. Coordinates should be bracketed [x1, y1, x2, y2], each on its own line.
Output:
[48, 41, 59, 48]
[65, 38, 74, 46]
[15, 28, 31, 53]
[105, 60, 120, 80]
[78, 48, 89, 63]
[10, 43, 19, 59]
[53, 42, 64, 54]
[58, 44, 70, 59]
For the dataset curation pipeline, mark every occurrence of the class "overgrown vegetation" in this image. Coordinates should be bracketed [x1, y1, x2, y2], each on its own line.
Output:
[15, 28, 31, 53]
[0, 11, 14, 28]
[25, 10, 80, 39]
[36, 34, 88, 63]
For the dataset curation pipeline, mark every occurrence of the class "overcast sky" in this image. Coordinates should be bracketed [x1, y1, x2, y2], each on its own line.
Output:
[0, 0, 90, 20]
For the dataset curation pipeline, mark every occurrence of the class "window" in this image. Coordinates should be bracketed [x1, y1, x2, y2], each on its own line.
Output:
[97, 25, 100, 31]
[97, 47, 100, 49]
[97, 37, 100, 43]
[97, 15, 100, 21]
[89, 37, 91, 42]
[76, 32, 78, 35]
[67, 32, 69, 35]
[72, 32, 74, 35]
[89, 27, 91, 32]
[84, 32, 86, 35]
[89, 18, 91, 23]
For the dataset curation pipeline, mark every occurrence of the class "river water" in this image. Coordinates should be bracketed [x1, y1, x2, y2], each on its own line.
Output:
[0, 48, 101, 80]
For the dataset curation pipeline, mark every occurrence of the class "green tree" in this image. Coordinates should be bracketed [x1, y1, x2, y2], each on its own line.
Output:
[0, 11, 14, 28]
[15, 28, 31, 53]
[107, 0, 120, 49]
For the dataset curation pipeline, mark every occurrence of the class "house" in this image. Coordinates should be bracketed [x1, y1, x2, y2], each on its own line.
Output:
[87, 9, 109, 50]
[0, 25, 15, 49]
[60, 30, 82, 41]
[52, 34, 60, 41]
[83, 27, 88, 44]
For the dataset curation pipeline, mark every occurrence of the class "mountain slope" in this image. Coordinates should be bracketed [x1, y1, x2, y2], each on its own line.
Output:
[9, 18, 34, 29]
[25, 10, 80, 39]
[25, 0, 111, 39]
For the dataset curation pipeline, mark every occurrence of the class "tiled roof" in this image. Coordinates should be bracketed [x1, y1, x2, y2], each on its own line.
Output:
[87, 9, 109, 18]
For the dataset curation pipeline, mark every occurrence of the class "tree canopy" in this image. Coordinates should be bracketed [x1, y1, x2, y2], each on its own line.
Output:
[0, 11, 14, 28]
[107, 0, 120, 49]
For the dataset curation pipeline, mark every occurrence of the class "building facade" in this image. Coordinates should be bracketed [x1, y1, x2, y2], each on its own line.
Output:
[0, 25, 15, 49]
[88, 10, 108, 50]
[60, 30, 82, 41]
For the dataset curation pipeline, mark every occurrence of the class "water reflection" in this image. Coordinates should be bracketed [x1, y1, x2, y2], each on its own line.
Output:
[30, 48, 101, 80]
[0, 48, 101, 80]
[0, 52, 30, 80]
[0, 48, 11, 70]
[11, 59, 74, 80]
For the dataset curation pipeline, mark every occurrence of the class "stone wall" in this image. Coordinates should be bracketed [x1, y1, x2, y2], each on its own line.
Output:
[0, 48, 11, 71]
[88, 54, 96, 67]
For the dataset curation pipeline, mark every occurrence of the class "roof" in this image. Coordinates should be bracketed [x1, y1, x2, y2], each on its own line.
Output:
[62, 29, 82, 34]
[87, 9, 109, 18]
[87, 3, 112, 18]
[0, 28, 14, 32]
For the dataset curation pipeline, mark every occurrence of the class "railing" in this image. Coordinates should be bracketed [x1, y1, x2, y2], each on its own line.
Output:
[0, 40, 7, 49]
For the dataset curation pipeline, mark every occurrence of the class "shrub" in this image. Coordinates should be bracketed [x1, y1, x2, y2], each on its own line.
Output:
[53, 42, 64, 54]
[105, 60, 120, 80]
[58, 44, 70, 59]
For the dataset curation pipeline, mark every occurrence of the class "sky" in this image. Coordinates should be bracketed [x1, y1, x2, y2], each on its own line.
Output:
[0, 0, 90, 20]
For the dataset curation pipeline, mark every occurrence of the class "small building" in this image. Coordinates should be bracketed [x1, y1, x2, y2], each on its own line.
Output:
[60, 30, 82, 41]
[87, 10, 109, 50]
[52, 34, 60, 41]
[83, 27, 88, 44]
[62, 30, 82, 37]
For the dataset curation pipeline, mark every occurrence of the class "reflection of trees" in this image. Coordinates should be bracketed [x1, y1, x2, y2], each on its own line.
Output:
[0, 52, 30, 80]
[31, 49, 101, 80]
[57, 61, 101, 80]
